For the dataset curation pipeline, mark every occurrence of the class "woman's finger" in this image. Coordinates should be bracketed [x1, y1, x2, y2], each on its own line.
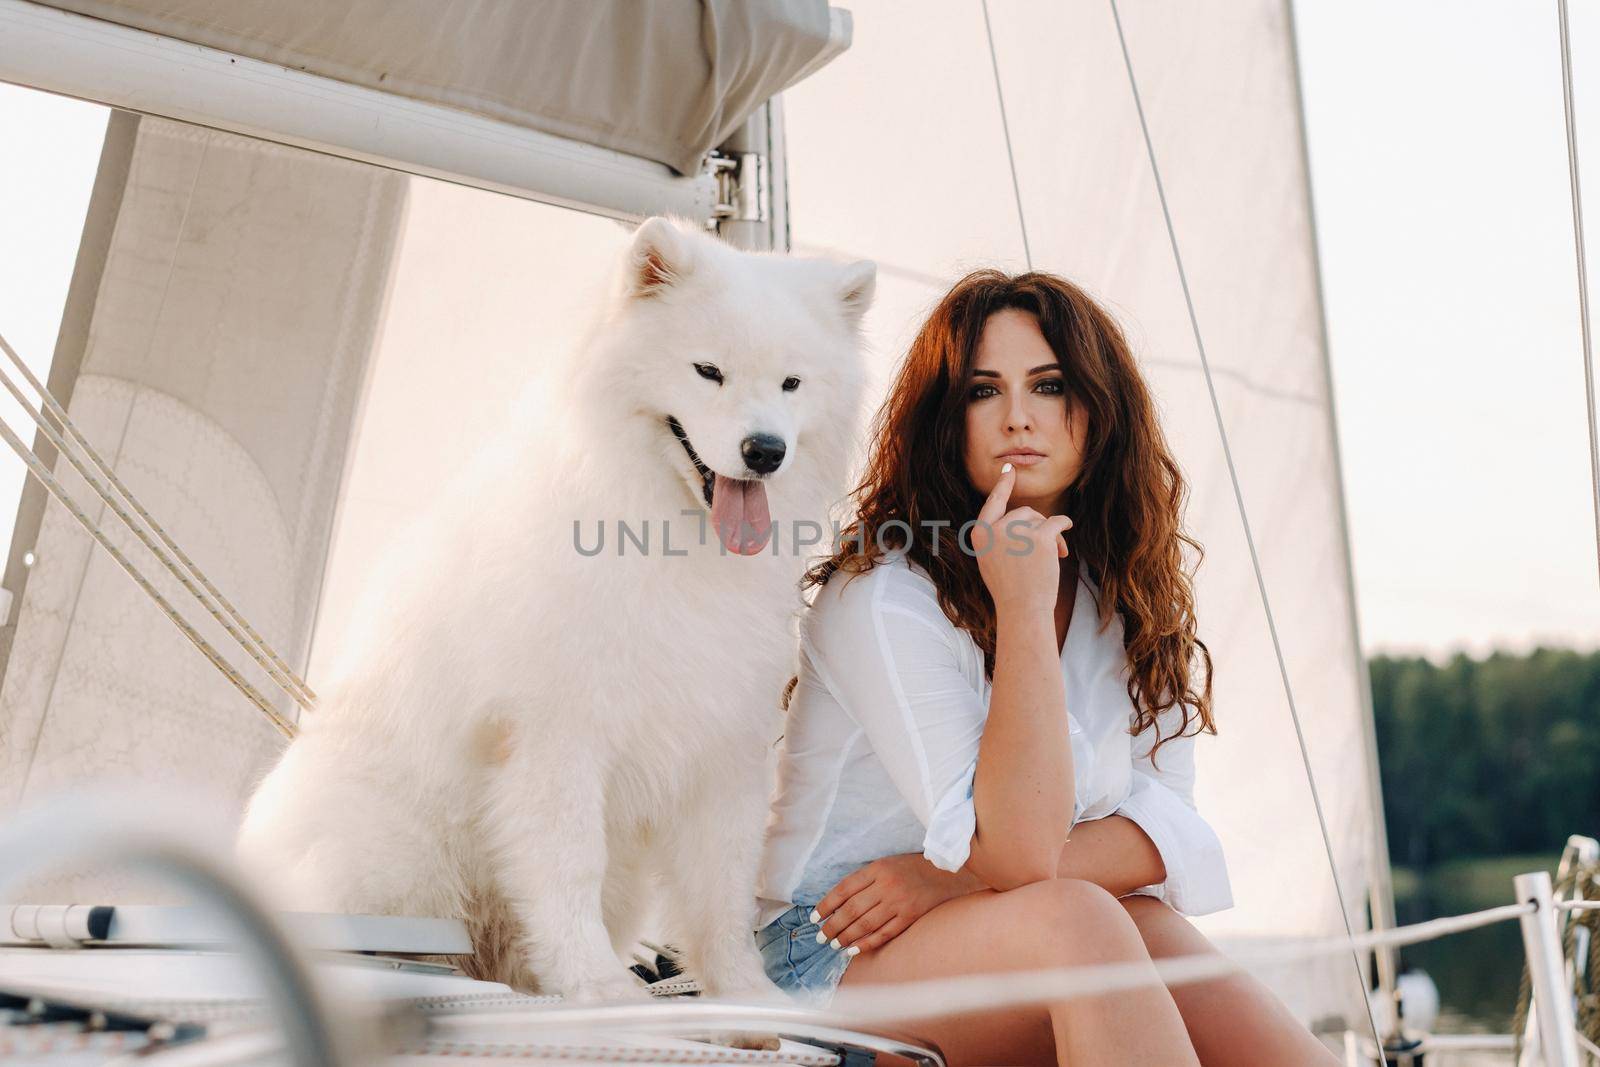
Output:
[1040, 514, 1072, 558]
[976, 461, 1017, 527]
[835, 901, 896, 951]
[813, 867, 876, 925]
[1040, 514, 1073, 538]
[817, 887, 879, 942]
[853, 912, 912, 954]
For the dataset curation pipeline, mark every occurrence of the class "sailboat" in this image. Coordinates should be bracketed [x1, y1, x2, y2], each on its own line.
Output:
[0, 1, 1594, 1063]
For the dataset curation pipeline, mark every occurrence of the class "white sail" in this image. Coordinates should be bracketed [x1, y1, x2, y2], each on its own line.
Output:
[780, 0, 1379, 1029]
[0, 0, 1382, 1035]
[0, 116, 407, 899]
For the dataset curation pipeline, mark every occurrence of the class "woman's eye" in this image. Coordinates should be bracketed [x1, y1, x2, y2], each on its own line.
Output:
[969, 379, 1063, 400]
[694, 362, 724, 384]
[782, 376, 801, 392]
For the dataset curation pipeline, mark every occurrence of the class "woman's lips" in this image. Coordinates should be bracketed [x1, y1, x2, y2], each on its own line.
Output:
[998, 452, 1047, 467]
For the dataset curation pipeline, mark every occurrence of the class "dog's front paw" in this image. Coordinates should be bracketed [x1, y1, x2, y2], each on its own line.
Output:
[566, 972, 651, 1005]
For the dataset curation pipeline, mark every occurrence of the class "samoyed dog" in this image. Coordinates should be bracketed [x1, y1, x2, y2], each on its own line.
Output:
[237, 217, 873, 1001]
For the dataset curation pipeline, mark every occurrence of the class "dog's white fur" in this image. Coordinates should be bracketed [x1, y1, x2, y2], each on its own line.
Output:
[237, 217, 873, 1001]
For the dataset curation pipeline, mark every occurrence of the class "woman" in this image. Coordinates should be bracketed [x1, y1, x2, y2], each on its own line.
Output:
[753, 271, 1338, 1066]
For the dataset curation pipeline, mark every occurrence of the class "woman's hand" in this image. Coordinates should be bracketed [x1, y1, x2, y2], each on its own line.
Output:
[970, 462, 1072, 617]
[812, 853, 983, 954]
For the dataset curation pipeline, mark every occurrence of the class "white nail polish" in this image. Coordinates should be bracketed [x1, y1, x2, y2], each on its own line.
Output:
[809, 909, 821, 924]
[830, 937, 842, 950]
[1001, 462, 1013, 474]
[846, 945, 861, 957]
[815, 930, 826, 944]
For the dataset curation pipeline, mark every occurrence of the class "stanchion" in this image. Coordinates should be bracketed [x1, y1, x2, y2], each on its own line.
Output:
[1514, 871, 1580, 1067]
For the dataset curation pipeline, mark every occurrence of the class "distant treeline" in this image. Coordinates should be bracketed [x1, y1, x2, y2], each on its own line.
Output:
[1370, 648, 1600, 870]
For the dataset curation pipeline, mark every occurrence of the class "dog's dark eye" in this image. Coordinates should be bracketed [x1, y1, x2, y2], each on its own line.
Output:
[693, 362, 724, 384]
[782, 376, 801, 392]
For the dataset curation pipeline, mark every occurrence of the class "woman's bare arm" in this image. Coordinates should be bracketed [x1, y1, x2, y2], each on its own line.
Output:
[1052, 814, 1165, 895]
[816, 818, 1167, 951]
[927, 815, 1166, 899]
[966, 605, 1074, 889]
[963, 465, 1077, 891]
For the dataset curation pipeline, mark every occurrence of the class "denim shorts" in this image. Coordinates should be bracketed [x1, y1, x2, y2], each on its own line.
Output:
[755, 900, 854, 1007]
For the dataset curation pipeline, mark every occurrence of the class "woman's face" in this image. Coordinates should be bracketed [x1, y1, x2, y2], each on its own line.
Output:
[962, 308, 1088, 515]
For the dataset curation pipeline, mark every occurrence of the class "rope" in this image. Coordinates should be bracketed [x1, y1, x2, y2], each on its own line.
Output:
[1555, 0, 1600, 585]
[1514, 853, 1600, 1060]
[0, 409, 295, 738]
[394, 1039, 834, 1065]
[0, 331, 315, 714]
[817, 901, 1536, 1027]
[405, 902, 1533, 1039]
[1564, 866, 1598, 1056]
[830, 907, 1521, 1022]
[13, 895, 1565, 1056]
[0, 128, 307, 744]
[1103, 0, 1379, 1046]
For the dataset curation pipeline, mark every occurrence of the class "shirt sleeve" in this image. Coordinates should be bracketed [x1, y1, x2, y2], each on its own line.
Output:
[1113, 702, 1234, 916]
[804, 569, 1083, 873]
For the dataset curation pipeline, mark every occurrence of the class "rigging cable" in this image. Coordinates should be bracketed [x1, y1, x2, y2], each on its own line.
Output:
[1104, 0, 1382, 1048]
[1556, 0, 1600, 584]
[0, 397, 295, 738]
[0, 334, 316, 715]
[4, 134, 304, 756]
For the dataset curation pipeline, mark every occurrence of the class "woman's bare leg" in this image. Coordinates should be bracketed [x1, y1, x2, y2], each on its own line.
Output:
[839, 878, 1200, 1067]
[1119, 895, 1339, 1067]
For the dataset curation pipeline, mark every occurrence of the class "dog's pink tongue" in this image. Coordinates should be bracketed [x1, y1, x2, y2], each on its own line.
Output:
[711, 475, 772, 555]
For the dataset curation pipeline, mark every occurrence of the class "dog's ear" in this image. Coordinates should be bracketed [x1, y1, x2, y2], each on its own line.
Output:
[835, 260, 877, 325]
[629, 216, 696, 298]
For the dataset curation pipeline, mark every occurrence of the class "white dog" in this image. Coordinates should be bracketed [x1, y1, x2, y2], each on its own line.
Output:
[237, 217, 874, 1001]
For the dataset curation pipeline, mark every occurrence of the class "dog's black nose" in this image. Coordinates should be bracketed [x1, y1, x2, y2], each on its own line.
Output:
[741, 433, 787, 475]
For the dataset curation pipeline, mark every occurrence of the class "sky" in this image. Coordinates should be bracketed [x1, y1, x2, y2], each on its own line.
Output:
[1295, 0, 1600, 657]
[0, 1, 1596, 660]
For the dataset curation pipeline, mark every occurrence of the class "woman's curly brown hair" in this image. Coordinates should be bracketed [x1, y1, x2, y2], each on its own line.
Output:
[784, 269, 1214, 759]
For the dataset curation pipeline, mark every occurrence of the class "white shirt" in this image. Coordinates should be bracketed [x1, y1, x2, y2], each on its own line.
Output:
[755, 552, 1233, 929]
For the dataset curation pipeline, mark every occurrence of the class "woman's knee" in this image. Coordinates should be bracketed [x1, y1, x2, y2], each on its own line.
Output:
[1026, 876, 1125, 918]
[1121, 893, 1215, 960]
[1001, 878, 1151, 964]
